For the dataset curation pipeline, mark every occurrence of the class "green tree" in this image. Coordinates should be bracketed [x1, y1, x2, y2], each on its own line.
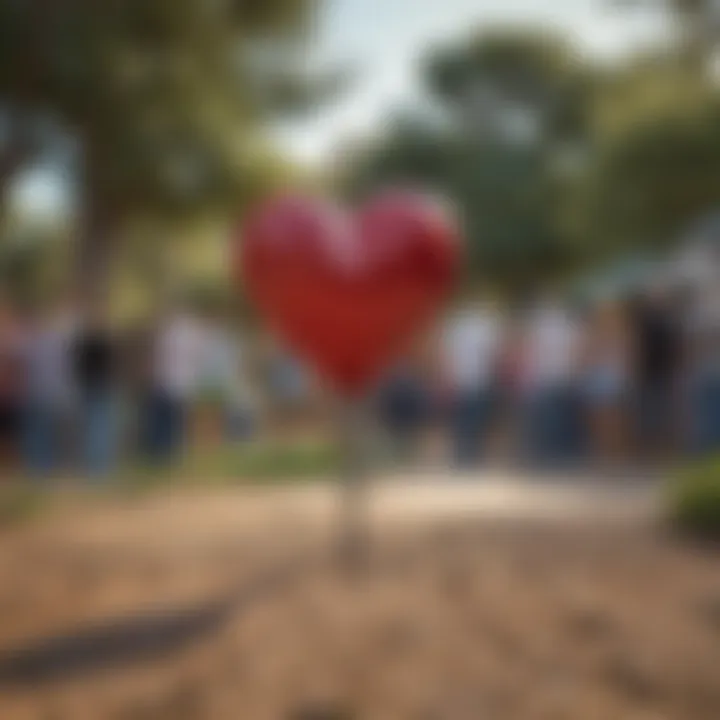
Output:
[426, 28, 591, 146]
[0, 0, 327, 303]
[350, 28, 594, 296]
[589, 2, 720, 254]
[589, 98, 720, 253]
[611, 0, 720, 70]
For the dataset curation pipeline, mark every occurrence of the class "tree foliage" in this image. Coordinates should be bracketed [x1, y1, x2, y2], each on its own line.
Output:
[349, 29, 592, 296]
[426, 28, 592, 146]
[0, 1, 312, 190]
[589, 4, 720, 253]
[589, 98, 720, 252]
[350, 17, 720, 294]
[0, 0, 327, 300]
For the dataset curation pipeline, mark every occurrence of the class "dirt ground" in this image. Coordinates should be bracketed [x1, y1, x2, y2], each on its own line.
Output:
[0, 484, 718, 720]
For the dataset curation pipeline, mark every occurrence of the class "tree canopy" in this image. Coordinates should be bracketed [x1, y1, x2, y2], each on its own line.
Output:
[347, 16, 720, 296]
[0, 0, 329, 301]
[349, 28, 593, 296]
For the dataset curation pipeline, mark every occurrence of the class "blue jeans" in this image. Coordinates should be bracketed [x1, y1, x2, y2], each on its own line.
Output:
[450, 388, 494, 468]
[226, 407, 255, 441]
[688, 370, 720, 457]
[635, 379, 675, 452]
[79, 390, 117, 478]
[23, 402, 57, 477]
[23, 402, 75, 478]
[142, 390, 186, 464]
[522, 384, 583, 467]
[379, 379, 430, 459]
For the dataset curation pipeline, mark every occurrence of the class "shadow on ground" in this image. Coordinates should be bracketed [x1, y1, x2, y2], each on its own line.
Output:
[0, 553, 315, 687]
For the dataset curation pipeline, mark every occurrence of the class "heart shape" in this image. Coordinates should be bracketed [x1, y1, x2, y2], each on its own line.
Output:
[237, 191, 460, 396]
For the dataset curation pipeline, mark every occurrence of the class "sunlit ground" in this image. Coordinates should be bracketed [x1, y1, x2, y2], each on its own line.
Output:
[0, 468, 717, 720]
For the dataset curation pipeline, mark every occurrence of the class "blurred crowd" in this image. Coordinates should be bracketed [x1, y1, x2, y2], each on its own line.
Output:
[0, 295, 260, 479]
[377, 281, 720, 471]
[1, 276, 720, 480]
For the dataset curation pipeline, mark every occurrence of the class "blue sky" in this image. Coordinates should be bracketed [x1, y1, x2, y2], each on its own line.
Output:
[276, 0, 670, 163]
[14, 0, 668, 214]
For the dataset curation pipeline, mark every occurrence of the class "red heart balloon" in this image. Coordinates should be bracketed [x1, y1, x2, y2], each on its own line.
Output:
[237, 191, 460, 396]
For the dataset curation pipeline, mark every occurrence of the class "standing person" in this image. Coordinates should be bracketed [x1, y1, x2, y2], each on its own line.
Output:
[120, 314, 158, 462]
[72, 307, 119, 478]
[377, 340, 433, 467]
[146, 305, 205, 464]
[268, 347, 311, 438]
[521, 299, 582, 467]
[629, 286, 684, 461]
[685, 282, 720, 456]
[194, 308, 240, 448]
[441, 300, 502, 469]
[495, 311, 529, 463]
[0, 299, 26, 475]
[580, 300, 631, 468]
[23, 299, 77, 478]
[224, 325, 258, 442]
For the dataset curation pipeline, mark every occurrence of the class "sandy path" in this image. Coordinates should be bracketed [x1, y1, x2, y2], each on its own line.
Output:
[4, 474, 705, 720]
[5, 470, 661, 547]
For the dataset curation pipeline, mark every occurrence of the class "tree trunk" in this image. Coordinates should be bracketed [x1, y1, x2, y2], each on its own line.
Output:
[0, 109, 36, 225]
[75, 137, 119, 310]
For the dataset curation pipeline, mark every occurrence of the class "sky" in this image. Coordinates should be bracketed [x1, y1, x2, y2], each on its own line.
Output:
[275, 0, 670, 164]
[13, 0, 669, 215]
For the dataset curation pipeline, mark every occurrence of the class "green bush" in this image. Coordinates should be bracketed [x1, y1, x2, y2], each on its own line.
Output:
[669, 456, 720, 539]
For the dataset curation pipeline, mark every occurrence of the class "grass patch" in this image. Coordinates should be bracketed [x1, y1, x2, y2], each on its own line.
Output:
[122, 438, 342, 490]
[668, 455, 720, 540]
[0, 439, 343, 515]
[219, 440, 341, 481]
[0, 487, 47, 529]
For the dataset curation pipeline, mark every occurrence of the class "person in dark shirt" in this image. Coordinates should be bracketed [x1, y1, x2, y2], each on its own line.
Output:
[0, 299, 26, 473]
[72, 309, 118, 478]
[377, 363, 430, 465]
[684, 283, 720, 456]
[630, 287, 684, 459]
[74, 331, 115, 394]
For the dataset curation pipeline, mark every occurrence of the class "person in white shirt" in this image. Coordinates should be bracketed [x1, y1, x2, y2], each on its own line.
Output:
[146, 306, 205, 463]
[521, 300, 582, 465]
[197, 315, 257, 442]
[155, 312, 205, 402]
[441, 300, 502, 467]
[23, 301, 78, 475]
